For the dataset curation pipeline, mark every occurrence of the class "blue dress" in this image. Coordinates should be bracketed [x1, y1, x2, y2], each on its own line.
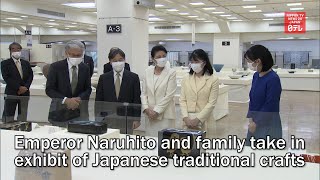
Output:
[246, 70, 282, 144]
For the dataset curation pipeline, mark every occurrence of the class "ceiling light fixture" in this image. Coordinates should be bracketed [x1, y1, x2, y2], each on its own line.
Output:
[264, 12, 285, 17]
[263, 18, 274, 21]
[45, 22, 59, 26]
[232, 20, 243, 21]
[167, 9, 179, 12]
[6, 17, 23, 20]
[189, 2, 205, 6]
[290, 7, 304, 10]
[204, 20, 214, 23]
[220, 14, 232, 17]
[49, 19, 55, 22]
[287, 3, 302, 6]
[149, 17, 164, 21]
[197, 18, 206, 20]
[227, 17, 237, 19]
[212, 12, 224, 14]
[188, 15, 199, 18]
[72, 23, 77, 25]
[179, 12, 189, 15]
[202, 7, 216, 10]
[249, 10, 262, 12]
[155, 4, 164, 7]
[62, 3, 96, 9]
[242, 6, 256, 8]
[21, 16, 28, 18]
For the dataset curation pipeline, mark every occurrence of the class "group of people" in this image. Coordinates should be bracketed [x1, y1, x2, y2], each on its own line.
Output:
[1, 40, 282, 142]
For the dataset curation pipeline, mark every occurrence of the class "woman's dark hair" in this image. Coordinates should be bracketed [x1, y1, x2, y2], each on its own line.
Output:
[244, 45, 274, 72]
[8, 42, 22, 52]
[151, 45, 167, 59]
[189, 49, 213, 75]
[108, 48, 125, 60]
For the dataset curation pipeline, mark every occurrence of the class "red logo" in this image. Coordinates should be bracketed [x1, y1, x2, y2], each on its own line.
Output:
[284, 12, 306, 34]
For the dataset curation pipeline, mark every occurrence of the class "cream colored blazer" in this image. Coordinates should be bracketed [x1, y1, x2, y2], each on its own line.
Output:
[141, 65, 177, 120]
[179, 73, 219, 122]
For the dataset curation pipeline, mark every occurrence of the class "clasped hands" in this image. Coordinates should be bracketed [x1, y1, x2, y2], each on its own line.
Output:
[248, 118, 257, 133]
[17, 86, 28, 95]
[65, 97, 81, 110]
[144, 108, 159, 120]
[183, 117, 201, 129]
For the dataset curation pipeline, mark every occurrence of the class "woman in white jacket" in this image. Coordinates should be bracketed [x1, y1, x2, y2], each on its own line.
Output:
[141, 45, 177, 137]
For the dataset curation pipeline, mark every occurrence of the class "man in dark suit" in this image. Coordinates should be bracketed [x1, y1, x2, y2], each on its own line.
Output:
[103, 47, 130, 73]
[46, 40, 92, 126]
[81, 41, 94, 77]
[95, 48, 141, 134]
[1, 42, 33, 122]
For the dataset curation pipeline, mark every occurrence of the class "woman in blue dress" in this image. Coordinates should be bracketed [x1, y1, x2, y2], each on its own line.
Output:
[244, 45, 282, 145]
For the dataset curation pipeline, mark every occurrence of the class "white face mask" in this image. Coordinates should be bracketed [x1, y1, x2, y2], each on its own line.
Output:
[247, 62, 258, 71]
[11, 51, 21, 59]
[155, 57, 167, 68]
[190, 63, 204, 74]
[112, 61, 125, 72]
[68, 57, 83, 66]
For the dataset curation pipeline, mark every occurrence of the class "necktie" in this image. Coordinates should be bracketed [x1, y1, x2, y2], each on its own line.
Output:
[15, 60, 23, 79]
[71, 66, 78, 95]
[115, 72, 121, 99]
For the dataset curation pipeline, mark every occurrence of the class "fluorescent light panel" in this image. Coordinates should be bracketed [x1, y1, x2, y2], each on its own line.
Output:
[249, 10, 262, 12]
[212, 12, 224, 14]
[6, 17, 23, 20]
[167, 9, 179, 11]
[202, 7, 216, 10]
[287, 3, 302, 6]
[263, 18, 274, 21]
[264, 12, 284, 17]
[220, 14, 231, 17]
[188, 15, 198, 18]
[242, 6, 256, 8]
[179, 12, 189, 15]
[155, 4, 164, 7]
[62, 3, 96, 9]
[290, 7, 304, 10]
[189, 2, 205, 6]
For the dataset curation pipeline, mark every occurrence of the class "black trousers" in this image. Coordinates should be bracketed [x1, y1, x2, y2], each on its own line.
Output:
[2, 96, 29, 123]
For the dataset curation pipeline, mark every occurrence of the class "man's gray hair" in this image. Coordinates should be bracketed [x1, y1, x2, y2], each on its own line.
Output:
[65, 40, 85, 52]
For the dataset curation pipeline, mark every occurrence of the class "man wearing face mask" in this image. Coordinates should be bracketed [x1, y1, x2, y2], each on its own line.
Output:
[1, 42, 33, 122]
[103, 47, 131, 73]
[46, 40, 92, 126]
[95, 48, 141, 134]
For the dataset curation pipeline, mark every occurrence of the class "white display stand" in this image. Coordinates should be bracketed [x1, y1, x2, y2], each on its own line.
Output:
[276, 69, 320, 91]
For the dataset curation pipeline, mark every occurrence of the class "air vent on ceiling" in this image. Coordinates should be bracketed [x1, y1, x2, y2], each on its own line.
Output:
[37, 8, 65, 18]
[154, 26, 181, 29]
[269, 23, 284, 27]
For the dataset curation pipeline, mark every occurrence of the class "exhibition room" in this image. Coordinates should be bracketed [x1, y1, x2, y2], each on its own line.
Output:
[0, 0, 319, 179]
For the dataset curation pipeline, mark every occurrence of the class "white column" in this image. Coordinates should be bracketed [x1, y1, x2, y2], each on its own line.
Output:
[96, 0, 149, 78]
[213, 33, 242, 68]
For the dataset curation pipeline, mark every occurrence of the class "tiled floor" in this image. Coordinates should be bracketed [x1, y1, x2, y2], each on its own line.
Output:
[214, 90, 320, 154]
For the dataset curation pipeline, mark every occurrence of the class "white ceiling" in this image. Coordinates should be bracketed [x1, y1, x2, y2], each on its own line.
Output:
[0, 0, 319, 31]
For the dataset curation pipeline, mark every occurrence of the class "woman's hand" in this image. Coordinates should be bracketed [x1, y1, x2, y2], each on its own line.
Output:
[190, 118, 201, 129]
[149, 110, 159, 120]
[248, 118, 257, 133]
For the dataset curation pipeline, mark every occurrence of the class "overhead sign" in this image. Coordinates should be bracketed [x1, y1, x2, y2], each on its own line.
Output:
[25, 25, 32, 48]
[222, 41, 230, 46]
[284, 12, 306, 34]
[107, 24, 122, 33]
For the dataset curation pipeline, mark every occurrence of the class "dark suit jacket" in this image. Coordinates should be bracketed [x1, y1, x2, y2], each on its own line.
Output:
[46, 59, 92, 123]
[84, 55, 94, 77]
[95, 69, 141, 117]
[1, 58, 33, 96]
[103, 62, 130, 74]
